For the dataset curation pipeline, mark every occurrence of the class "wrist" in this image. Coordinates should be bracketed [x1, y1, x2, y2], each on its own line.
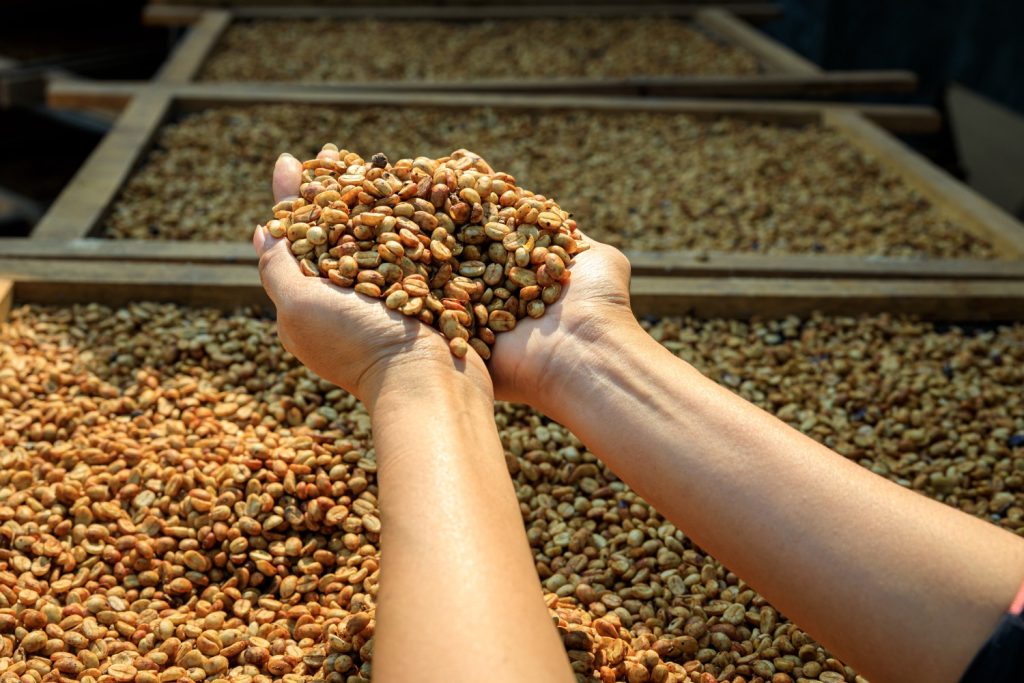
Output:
[541, 308, 665, 423]
[361, 353, 494, 416]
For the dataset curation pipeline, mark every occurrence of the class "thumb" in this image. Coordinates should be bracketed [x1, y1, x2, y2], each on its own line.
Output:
[273, 152, 303, 203]
[255, 152, 310, 306]
[253, 225, 306, 308]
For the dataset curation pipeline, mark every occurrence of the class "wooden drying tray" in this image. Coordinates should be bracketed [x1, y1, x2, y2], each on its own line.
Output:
[3, 264, 1024, 322]
[141, 5, 917, 98]
[35, 82, 1024, 289]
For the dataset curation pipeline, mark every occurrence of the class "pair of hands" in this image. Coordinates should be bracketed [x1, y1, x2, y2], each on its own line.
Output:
[254, 151, 634, 412]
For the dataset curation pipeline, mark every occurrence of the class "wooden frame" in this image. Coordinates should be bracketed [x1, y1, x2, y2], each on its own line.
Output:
[4, 262, 1024, 322]
[140, 5, 917, 98]
[34, 84, 1024, 287]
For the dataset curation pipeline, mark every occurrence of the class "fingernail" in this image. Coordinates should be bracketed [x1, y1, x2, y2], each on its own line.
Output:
[254, 225, 272, 252]
[279, 152, 295, 160]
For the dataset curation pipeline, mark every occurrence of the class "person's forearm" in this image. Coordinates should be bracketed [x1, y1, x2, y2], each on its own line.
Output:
[545, 319, 1024, 683]
[366, 370, 572, 683]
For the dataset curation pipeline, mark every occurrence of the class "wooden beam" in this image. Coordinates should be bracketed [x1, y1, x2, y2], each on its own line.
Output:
[31, 89, 172, 240]
[48, 79, 140, 111]
[643, 71, 917, 97]
[47, 81, 941, 133]
[630, 277, 1024, 321]
[625, 250, 1024, 280]
[5, 239, 1024, 281]
[154, 10, 231, 83]
[164, 86, 934, 135]
[7, 261, 271, 312]
[47, 73, 922, 112]
[3, 260, 1023, 321]
[825, 109, 1024, 258]
[697, 8, 821, 75]
[143, 4, 782, 26]
[0, 279, 12, 323]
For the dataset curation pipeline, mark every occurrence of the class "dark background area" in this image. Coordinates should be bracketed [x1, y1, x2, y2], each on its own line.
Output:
[765, 0, 1024, 115]
[0, 0, 170, 236]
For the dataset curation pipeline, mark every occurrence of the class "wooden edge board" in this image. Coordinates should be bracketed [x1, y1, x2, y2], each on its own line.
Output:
[643, 71, 917, 96]
[31, 89, 173, 241]
[6, 262, 269, 313]
[172, 72, 918, 97]
[47, 72, 920, 112]
[3, 262, 1023, 321]
[48, 79, 141, 111]
[4, 238, 1024, 280]
[696, 8, 820, 75]
[629, 277, 1024, 321]
[625, 250, 1024, 280]
[154, 10, 231, 83]
[166, 88, 929, 134]
[0, 279, 12, 323]
[47, 82, 940, 133]
[143, 4, 781, 26]
[825, 109, 1024, 258]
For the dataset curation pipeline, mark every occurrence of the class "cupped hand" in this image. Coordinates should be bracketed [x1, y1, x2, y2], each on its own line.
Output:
[254, 151, 492, 406]
[487, 232, 635, 413]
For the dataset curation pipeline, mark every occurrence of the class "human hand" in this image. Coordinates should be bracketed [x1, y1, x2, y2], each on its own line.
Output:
[486, 231, 636, 414]
[253, 151, 493, 408]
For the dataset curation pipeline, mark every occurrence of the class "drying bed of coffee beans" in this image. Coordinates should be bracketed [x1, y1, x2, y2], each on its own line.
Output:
[199, 18, 760, 83]
[2, 303, 1022, 682]
[103, 105, 996, 259]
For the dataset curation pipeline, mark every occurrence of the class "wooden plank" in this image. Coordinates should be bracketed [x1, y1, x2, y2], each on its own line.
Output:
[625, 250, 1024, 280]
[5, 239, 1024, 281]
[47, 78, 140, 111]
[697, 8, 820, 75]
[169, 72, 918, 98]
[643, 71, 917, 97]
[144, 4, 782, 25]
[47, 81, 943, 133]
[47, 78, 140, 110]
[168, 84, 946, 133]
[154, 10, 230, 83]
[31, 89, 172, 241]
[0, 279, 12, 323]
[825, 109, 1024, 258]
[48, 75, 923, 114]
[3, 260, 1024, 321]
[5, 260, 270, 312]
[630, 277, 1024, 321]
[166, 86, 938, 134]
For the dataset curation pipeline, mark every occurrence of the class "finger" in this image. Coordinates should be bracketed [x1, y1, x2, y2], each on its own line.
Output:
[571, 226, 603, 248]
[317, 145, 341, 162]
[253, 225, 307, 307]
[273, 153, 303, 204]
